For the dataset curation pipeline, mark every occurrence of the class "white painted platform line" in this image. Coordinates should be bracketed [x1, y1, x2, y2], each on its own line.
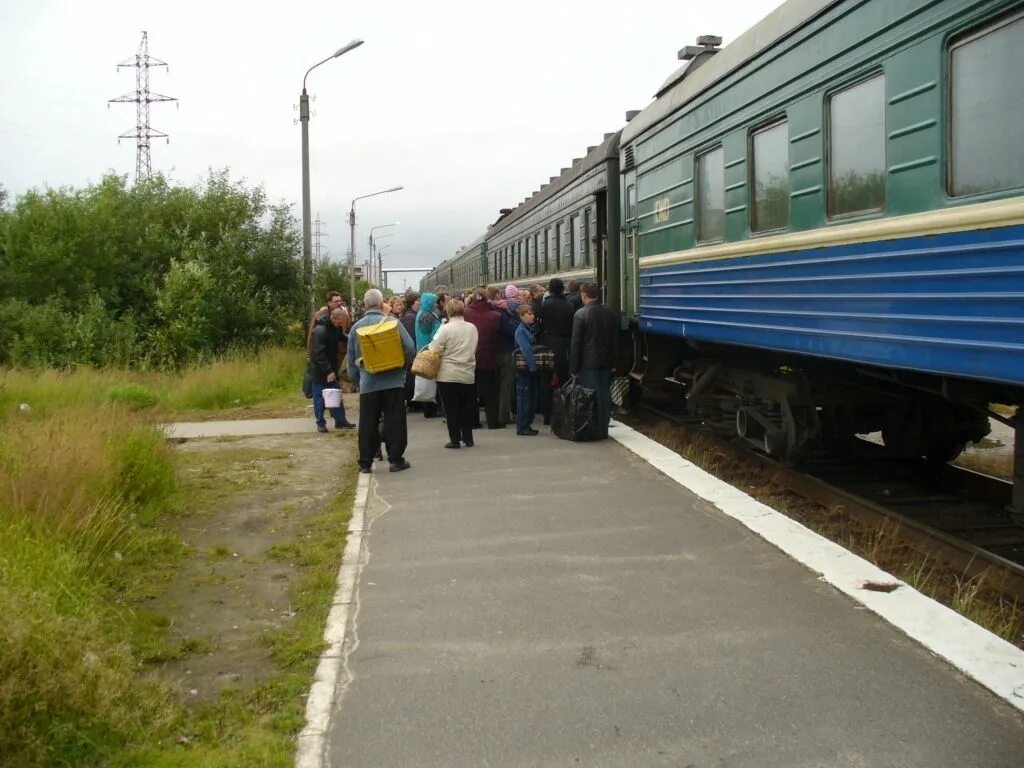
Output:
[295, 473, 372, 768]
[609, 420, 1024, 715]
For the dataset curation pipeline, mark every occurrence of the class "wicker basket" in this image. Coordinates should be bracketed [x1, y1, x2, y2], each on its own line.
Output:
[410, 349, 441, 379]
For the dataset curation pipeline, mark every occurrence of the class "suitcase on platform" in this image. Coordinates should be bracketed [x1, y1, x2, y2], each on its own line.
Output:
[355, 318, 405, 373]
[550, 376, 598, 442]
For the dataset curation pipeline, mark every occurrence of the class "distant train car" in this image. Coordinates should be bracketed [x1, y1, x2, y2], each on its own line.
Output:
[620, 0, 1024, 463]
[486, 131, 621, 308]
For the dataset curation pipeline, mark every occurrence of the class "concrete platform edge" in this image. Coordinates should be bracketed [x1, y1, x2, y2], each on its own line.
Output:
[609, 419, 1024, 714]
[295, 473, 371, 768]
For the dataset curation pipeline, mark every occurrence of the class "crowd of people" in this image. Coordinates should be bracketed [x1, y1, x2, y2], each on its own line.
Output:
[305, 277, 618, 474]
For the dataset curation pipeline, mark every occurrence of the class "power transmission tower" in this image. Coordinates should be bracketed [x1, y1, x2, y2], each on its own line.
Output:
[108, 31, 177, 181]
[313, 214, 329, 270]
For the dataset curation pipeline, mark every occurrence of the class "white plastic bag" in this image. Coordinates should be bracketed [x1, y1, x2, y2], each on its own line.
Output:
[412, 376, 437, 403]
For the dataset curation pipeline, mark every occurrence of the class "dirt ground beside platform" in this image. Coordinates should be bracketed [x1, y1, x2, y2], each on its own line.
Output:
[144, 428, 355, 706]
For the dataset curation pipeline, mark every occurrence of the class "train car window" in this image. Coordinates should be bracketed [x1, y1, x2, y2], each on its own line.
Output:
[751, 121, 790, 232]
[544, 228, 551, 273]
[697, 147, 725, 242]
[555, 222, 563, 271]
[627, 185, 636, 221]
[569, 215, 579, 268]
[828, 74, 885, 216]
[584, 208, 593, 266]
[949, 13, 1024, 196]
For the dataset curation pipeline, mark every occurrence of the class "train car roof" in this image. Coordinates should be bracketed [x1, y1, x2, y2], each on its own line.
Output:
[622, 0, 836, 146]
[457, 233, 487, 255]
[488, 129, 622, 238]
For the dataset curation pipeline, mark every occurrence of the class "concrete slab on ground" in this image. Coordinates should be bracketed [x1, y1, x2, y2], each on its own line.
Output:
[164, 417, 322, 439]
[325, 416, 1024, 767]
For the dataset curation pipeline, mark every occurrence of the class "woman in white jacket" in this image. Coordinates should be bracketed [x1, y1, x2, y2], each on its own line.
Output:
[428, 299, 479, 448]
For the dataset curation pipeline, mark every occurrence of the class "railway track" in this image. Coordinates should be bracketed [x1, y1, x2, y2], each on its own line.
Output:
[631, 395, 1024, 604]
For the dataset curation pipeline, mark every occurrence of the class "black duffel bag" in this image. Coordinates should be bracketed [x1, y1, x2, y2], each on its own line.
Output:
[550, 375, 599, 442]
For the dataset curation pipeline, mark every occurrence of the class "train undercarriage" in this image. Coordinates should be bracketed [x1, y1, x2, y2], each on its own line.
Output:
[628, 331, 1024, 523]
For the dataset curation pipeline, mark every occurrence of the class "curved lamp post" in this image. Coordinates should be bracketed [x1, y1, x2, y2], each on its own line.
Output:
[300, 39, 363, 311]
[349, 186, 403, 306]
[368, 222, 399, 285]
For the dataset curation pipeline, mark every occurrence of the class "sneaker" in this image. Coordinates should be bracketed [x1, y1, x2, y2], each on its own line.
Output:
[389, 459, 412, 473]
[317, 425, 329, 433]
[359, 466, 372, 474]
[516, 428, 539, 436]
[335, 421, 356, 429]
[463, 440, 474, 447]
[444, 442, 461, 449]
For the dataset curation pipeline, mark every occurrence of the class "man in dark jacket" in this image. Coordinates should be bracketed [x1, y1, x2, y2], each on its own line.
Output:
[540, 278, 574, 383]
[464, 288, 503, 429]
[566, 279, 583, 314]
[570, 282, 619, 439]
[310, 308, 356, 433]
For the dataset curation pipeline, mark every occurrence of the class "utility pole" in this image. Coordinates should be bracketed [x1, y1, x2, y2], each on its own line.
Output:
[108, 31, 177, 182]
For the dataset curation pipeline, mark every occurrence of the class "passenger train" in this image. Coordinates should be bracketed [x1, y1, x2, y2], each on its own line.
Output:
[421, 0, 1024, 515]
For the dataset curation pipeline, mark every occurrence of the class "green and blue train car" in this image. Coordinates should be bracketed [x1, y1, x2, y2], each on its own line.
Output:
[422, 0, 1024, 513]
[621, 0, 1023, 467]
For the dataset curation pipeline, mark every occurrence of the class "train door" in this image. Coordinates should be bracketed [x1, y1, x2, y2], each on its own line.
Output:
[621, 172, 639, 320]
[591, 196, 605, 297]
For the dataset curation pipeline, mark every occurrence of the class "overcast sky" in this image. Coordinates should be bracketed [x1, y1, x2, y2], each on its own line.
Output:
[1, 0, 783, 291]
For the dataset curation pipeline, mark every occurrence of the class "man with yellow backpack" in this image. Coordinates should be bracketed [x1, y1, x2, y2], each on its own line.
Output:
[347, 289, 417, 474]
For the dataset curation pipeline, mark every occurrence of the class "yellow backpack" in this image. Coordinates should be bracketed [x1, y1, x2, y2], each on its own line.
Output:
[355, 318, 405, 373]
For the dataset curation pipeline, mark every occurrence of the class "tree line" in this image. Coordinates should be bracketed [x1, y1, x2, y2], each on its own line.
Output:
[0, 171, 367, 369]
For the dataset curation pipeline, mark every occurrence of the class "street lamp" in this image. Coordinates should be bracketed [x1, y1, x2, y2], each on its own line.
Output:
[368, 221, 399, 286]
[350, 186, 403, 307]
[300, 39, 363, 312]
[370, 232, 395, 285]
[377, 244, 393, 291]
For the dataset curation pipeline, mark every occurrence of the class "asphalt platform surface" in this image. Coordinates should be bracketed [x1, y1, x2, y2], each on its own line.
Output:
[325, 415, 1024, 767]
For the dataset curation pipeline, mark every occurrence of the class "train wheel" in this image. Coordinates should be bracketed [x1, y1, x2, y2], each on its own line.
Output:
[763, 429, 789, 458]
[736, 409, 749, 438]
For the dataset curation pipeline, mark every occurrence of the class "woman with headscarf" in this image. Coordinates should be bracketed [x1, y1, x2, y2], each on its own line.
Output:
[415, 292, 443, 418]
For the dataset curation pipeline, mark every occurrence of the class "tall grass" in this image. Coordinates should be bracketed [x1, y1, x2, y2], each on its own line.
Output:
[0, 346, 305, 420]
[0, 346, 309, 764]
[0, 402, 185, 764]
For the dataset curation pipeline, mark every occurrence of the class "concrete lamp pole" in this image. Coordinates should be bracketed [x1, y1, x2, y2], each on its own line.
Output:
[368, 222, 399, 286]
[370, 232, 395, 285]
[300, 38, 363, 314]
[377, 245, 392, 291]
[349, 186, 403, 307]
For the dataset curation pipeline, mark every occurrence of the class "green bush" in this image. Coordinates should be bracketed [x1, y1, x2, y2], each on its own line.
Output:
[0, 170, 305, 369]
[106, 383, 159, 410]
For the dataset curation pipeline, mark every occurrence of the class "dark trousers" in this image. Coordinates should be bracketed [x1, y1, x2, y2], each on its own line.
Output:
[547, 335, 570, 383]
[357, 388, 407, 469]
[437, 381, 476, 445]
[515, 371, 537, 433]
[496, 351, 515, 425]
[537, 370, 553, 424]
[578, 367, 612, 439]
[475, 369, 500, 428]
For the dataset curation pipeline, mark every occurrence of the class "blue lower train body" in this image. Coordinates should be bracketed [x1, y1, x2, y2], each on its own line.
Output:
[638, 224, 1024, 391]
